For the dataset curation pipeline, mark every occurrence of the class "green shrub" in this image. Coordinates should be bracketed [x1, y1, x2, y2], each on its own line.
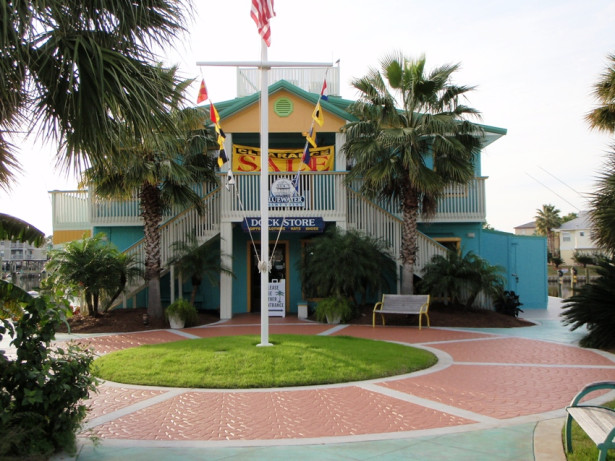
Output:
[0, 287, 97, 459]
[315, 296, 353, 324]
[164, 298, 198, 327]
[494, 290, 524, 317]
[562, 256, 615, 349]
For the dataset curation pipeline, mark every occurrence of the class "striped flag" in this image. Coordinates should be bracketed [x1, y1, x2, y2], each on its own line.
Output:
[320, 79, 329, 101]
[197, 79, 208, 104]
[251, 0, 275, 46]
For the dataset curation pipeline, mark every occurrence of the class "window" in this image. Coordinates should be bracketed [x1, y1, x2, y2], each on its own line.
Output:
[562, 232, 571, 242]
[579, 231, 585, 237]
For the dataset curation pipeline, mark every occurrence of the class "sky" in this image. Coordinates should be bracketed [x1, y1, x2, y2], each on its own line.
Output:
[2, 0, 615, 236]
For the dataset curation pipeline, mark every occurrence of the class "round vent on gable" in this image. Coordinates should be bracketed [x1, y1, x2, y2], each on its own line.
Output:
[274, 97, 294, 117]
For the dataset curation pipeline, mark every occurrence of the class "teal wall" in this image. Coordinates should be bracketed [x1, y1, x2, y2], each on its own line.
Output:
[93, 226, 144, 252]
[419, 223, 548, 309]
[480, 230, 548, 309]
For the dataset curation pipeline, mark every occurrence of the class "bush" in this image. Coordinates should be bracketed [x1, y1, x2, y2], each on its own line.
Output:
[494, 290, 524, 317]
[315, 296, 353, 324]
[164, 298, 198, 327]
[0, 286, 97, 458]
[298, 227, 396, 307]
[562, 256, 615, 349]
[419, 250, 504, 309]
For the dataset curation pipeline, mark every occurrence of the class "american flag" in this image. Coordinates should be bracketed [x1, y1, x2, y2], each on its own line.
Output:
[250, 0, 275, 46]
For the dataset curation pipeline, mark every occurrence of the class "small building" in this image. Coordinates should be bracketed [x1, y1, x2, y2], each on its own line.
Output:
[49, 67, 548, 314]
[514, 221, 536, 236]
[554, 211, 602, 265]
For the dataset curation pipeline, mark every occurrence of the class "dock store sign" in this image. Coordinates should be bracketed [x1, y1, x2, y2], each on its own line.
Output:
[241, 217, 325, 233]
[269, 178, 304, 207]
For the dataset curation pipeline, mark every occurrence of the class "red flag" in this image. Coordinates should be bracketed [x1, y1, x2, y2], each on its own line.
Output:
[210, 103, 219, 125]
[197, 79, 208, 104]
[251, 0, 275, 46]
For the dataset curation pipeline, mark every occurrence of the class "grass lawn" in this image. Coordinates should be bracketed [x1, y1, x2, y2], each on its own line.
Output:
[92, 334, 437, 388]
[564, 399, 615, 461]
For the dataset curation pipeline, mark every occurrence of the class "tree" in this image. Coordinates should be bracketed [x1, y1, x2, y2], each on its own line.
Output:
[0, 1, 191, 181]
[561, 212, 578, 224]
[46, 234, 135, 316]
[572, 251, 595, 284]
[535, 204, 562, 258]
[419, 250, 504, 309]
[561, 256, 615, 349]
[298, 227, 397, 307]
[342, 53, 483, 294]
[170, 235, 233, 307]
[82, 74, 218, 321]
[0, 213, 45, 247]
[589, 147, 615, 253]
[586, 54, 615, 133]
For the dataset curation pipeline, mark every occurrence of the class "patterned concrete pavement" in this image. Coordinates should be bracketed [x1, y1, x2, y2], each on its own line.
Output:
[52, 299, 615, 460]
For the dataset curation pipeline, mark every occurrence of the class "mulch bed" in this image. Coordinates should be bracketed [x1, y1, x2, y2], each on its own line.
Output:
[57, 302, 532, 334]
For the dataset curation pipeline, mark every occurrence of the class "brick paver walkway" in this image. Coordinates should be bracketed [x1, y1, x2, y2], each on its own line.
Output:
[73, 315, 615, 444]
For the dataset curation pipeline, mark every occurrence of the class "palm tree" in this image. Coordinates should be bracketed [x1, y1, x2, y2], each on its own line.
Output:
[586, 54, 615, 133]
[562, 256, 615, 349]
[589, 147, 615, 253]
[46, 234, 132, 316]
[298, 227, 397, 307]
[170, 235, 233, 307]
[0, 1, 190, 181]
[82, 74, 218, 321]
[342, 53, 484, 293]
[419, 250, 504, 308]
[0, 214, 45, 247]
[535, 204, 562, 258]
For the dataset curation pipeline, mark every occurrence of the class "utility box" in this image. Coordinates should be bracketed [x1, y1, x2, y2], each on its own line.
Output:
[297, 301, 308, 320]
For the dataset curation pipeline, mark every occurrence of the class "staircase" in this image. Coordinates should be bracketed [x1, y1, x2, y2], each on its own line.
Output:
[110, 178, 448, 307]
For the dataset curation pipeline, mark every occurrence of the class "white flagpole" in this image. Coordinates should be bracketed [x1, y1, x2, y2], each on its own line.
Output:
[258, 40, 272, 347]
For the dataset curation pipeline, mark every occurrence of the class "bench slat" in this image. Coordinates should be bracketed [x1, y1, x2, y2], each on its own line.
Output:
[567, 407, 615, 445]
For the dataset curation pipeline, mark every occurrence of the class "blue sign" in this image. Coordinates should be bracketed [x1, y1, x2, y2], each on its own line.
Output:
[241, 217, 325, 233]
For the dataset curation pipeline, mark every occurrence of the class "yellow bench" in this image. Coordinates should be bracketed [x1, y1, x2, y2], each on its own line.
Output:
[372, 294, 430, 330]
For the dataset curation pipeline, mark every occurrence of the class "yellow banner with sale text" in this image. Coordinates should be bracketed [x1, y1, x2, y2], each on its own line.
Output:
[232, 144, 334, 172]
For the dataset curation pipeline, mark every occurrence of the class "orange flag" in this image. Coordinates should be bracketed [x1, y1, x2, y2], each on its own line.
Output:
[197, 79, 208, 104]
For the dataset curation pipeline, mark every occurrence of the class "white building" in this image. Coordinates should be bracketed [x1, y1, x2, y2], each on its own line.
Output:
[554, 211, 602, 265]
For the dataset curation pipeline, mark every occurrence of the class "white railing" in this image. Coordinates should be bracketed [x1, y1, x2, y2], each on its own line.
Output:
[51, 175, 486, 231]
[346, 188, 448, 273]
[237, 67, 340, 97]
[348, 177, 486, 223]
[221, 172, 347, 221]
[50, 190, 89, 230]
[124, 188, 221, 271]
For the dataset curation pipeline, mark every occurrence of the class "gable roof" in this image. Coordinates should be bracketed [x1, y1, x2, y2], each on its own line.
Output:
[556, 211, 592, 231]
[205, 79, 506, 144]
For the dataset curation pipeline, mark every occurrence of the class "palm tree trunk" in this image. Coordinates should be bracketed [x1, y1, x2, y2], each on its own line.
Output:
[400, 188, 420, 294]
[140, 184, 164, 320]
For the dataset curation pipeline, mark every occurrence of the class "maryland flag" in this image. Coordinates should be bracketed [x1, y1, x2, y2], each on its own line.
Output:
[312, 102, 324, 127]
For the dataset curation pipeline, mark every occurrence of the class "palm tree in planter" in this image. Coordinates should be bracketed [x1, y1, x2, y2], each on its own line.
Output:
[170, 235, 233, 307]
[342, 53, 484, 294]
[83, 70, 218, 322]
[298, 227, 397, 322]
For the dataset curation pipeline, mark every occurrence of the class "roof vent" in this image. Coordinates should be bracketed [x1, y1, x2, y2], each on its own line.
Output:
[274, 97, 293, 117]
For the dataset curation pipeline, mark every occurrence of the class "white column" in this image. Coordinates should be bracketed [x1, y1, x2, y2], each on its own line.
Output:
[258, 41, 272, 346]
[220, 221, 233, 320]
